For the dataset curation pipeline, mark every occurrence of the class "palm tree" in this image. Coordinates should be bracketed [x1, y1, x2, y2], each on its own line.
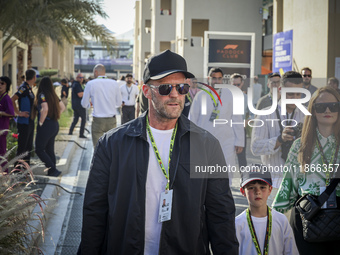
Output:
[0, 0, 116, 74]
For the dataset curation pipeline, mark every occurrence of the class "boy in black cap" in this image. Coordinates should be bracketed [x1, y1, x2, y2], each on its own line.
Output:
[235, 164, 298, 255]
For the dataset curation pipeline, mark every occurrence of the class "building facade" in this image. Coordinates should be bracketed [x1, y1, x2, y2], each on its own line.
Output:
[134, 0, 263, 81]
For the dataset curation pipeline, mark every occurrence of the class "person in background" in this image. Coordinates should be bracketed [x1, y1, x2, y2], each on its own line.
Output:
[189, 67, 245, 186]
[328, 77, 340, 93]
[181, 77, 199, 117]
[251, 71, 305, 206]
[135, 83, 149, 118]
[81, 64, 122, 147]
[301, 67, 317, 106]
[230, 73, 248, 169]
[60, 78, 70, 107]
[256, 73, 281, 110]
[252, 76, 262, 108]
[117, 75, 126, 87]
[120, 73, 139, 124]
[32, 77, 65, 177]
[273, 86, 340, 254]
[11, 69, 36, 165]
[0, 76, 15, 161]
[69, 73, 86, 138]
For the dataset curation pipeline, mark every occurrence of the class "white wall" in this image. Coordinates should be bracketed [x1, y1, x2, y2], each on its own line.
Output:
[177, 0, 263, 79]
[151, 0, 176, 54]
[281, 0, 328, 86]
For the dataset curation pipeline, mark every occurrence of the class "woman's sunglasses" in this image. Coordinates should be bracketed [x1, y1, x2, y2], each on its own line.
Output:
[149, 83, 190, 96]
[314, 102, 340, 113]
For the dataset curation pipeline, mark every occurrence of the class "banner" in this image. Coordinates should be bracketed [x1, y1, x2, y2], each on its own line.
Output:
[273, 30, 293, 73]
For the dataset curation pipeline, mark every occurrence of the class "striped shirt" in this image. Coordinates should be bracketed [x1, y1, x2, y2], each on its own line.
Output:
[251, 104, 305, 188]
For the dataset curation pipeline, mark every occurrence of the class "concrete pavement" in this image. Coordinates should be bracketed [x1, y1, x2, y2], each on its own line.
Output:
[33, 116, 261, 254]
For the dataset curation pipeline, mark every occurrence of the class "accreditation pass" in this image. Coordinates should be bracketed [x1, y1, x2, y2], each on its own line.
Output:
[158, 190, 173, 223]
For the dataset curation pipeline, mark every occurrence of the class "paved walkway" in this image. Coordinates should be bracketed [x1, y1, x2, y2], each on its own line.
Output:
[35, 116, 261, 254]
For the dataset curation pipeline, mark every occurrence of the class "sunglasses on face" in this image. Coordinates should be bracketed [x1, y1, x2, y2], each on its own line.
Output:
[149, 83, 190, 96]
[314, 102, 340, 113]
[0, 82, 6, 85]
[303, 75, 311, 78]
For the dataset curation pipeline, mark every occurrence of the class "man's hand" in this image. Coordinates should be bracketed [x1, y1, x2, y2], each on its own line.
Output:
[18, 111, 29, 118]
[235, 146, 244, 154]
[274, 127, 295, 149]
[281, 127, 295, 143]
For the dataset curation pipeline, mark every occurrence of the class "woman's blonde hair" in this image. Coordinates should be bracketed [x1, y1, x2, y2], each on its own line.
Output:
[298, 86, 340, 167]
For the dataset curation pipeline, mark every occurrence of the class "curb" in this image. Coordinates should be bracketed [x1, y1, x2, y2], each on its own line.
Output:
[29, 131, 88, 251]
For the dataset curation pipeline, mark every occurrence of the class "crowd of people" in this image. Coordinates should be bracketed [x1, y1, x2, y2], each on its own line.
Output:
[1, 49, 340, 254]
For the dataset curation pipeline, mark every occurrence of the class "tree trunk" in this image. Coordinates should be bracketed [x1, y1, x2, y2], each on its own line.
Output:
[27, 43, 32, 69]
[17, 50, 23, 87]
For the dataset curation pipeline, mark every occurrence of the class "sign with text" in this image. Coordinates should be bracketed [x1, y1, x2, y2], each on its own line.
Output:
[209, 39, 251, 64]
[273, 30, 293, 73]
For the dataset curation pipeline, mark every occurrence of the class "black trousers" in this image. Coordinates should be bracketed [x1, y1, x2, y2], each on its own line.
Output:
[121, 105, 135, 124]
[16, 119, 34, 164]
[35, 119, 59, 173]
[69, 107, 86, 136]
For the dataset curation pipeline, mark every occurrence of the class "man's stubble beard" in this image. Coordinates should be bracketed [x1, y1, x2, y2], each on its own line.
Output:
[303, 80, 311, 86]
[150, 90, 184, 121]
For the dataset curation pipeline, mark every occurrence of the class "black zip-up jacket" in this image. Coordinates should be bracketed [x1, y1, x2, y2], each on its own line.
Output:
[80, 113, 239, 254]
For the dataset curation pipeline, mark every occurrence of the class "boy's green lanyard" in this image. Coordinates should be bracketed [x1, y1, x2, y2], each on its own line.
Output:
[146, 115, 177, 190]
[316, 136, 339, 186]
[246, 206, 272, 255]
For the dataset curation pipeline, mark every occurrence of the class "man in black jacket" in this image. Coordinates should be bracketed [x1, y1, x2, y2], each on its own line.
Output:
[80, 50, 238, 254]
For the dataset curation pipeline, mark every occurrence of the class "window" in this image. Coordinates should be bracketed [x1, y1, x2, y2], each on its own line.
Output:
[145, 20, 151, 33]
[191, 19, 209, 47]
[191, 19, 209, 37]
[160, 0, 171, 15]
[160, 41, 171, 52]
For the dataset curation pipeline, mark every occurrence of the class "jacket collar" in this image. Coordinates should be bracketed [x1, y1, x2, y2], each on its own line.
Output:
[125, 110, 205, 140]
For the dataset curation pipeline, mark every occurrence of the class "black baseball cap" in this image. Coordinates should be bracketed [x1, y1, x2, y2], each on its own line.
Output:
[240, 164, 272, 188]
[143, 50, 195, 83]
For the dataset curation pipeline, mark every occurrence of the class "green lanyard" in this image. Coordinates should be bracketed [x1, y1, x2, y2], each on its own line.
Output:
[211, 89, 222, 110]
[186, 93, 192, 103]
[146, 115, 177, 190]
[316, 136, 339, 186]
[246, 206, 272, 255]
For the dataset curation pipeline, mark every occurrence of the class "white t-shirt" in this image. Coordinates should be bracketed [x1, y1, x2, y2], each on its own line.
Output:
[235, 209, 298, 255]
[120, 84, 139, 106]
[144, 126, 173, 255]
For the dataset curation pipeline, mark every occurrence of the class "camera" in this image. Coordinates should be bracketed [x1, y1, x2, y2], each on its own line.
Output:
[281, 122, 303, 161]
[289, 122, 303, 137]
